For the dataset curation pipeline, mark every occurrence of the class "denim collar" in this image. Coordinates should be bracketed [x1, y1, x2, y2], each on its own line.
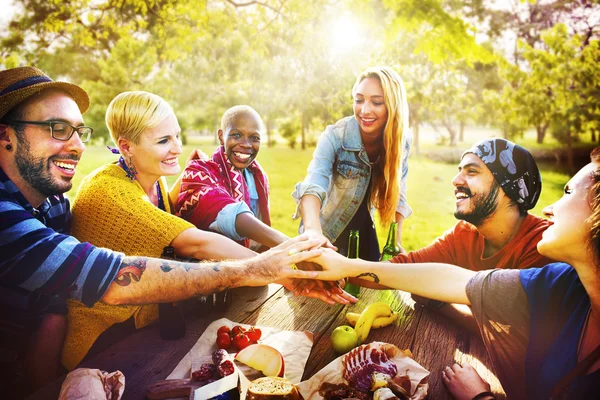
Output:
[341, 116, 363, 151]
[341, 116, 371, 166]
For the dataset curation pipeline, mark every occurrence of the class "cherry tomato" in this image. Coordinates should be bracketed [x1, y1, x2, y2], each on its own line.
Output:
[217, 326, 231, 336]
[245, 326, 262, 343]
[232, 332, 251, 350]
[231, 325, 246, 336]
[216, 332, 231, 349]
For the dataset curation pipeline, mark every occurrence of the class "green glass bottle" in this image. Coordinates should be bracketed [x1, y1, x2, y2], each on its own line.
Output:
[381, 222, 401, 261]
[344, 230, 361, 297]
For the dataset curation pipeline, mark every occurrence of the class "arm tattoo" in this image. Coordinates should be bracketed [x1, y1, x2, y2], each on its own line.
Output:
[355, 272, 380, 283]
[160, 262, 174, 273]
[177, 262, 221, 273]
[115, 259, 147, 286]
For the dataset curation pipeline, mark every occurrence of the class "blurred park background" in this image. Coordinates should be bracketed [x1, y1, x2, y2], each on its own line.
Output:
[1, 0, 599, 250]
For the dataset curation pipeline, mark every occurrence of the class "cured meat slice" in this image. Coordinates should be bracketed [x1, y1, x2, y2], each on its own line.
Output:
[342, 343, 398, 393]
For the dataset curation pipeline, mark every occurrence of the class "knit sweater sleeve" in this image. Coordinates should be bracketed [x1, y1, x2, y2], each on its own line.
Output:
[71, 164, 194, 258]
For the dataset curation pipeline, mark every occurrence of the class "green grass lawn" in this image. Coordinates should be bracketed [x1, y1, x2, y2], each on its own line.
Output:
[67, 132, 569, 252]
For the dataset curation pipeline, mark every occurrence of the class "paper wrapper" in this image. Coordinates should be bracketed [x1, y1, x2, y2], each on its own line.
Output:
[58, 368, 125, 400]
[168, 318, 313, 398]
[296, 342, 429, 400]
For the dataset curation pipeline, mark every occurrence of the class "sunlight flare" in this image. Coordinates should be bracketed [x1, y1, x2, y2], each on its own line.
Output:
[329, 15, 362, 54]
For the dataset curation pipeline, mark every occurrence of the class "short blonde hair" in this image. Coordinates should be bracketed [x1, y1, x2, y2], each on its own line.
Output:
[352, 66, 410, 226]
[106, 91, 174, 145]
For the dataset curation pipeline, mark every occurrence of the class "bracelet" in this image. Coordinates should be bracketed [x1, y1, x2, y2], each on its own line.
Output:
[472, 391, 496, 400]
[427, 300, 446, 310]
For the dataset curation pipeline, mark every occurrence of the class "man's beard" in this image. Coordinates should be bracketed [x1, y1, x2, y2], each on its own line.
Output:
[15, 137, 75, 197]
[454, 180, 501, 226]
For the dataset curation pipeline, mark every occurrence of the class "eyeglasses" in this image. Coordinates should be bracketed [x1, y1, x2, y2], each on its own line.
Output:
[6, 120, 94, 143]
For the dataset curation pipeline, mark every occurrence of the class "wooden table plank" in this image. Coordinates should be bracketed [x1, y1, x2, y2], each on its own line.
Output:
[28, 284, 507, 400]
[238, 286, 347, 333]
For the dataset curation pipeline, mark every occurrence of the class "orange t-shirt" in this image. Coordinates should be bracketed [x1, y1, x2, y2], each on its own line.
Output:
[391, 214, 553, 271]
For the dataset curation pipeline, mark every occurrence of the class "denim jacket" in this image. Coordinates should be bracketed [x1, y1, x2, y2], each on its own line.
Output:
[292, 116, 412, 243]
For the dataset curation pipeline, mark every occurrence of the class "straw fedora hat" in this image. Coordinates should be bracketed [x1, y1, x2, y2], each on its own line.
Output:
[0, 66, 89, 120]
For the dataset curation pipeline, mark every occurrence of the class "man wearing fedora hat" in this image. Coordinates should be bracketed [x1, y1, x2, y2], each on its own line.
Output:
[0, 67, 326, 393]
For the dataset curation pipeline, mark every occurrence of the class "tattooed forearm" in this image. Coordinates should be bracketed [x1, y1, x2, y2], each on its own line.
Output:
[116, 258, 147, 286]
[355, 272, 380, 283]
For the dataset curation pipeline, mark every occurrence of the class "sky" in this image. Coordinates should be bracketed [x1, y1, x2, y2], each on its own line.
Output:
[0, 0, 16, 32]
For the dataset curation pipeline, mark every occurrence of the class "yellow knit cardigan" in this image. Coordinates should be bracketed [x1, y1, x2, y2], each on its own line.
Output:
[62, 163, 194, 370]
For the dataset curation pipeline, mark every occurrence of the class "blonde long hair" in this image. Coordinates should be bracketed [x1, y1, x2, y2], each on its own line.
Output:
[106, 91, 173, 145]
[352, 66, 409, 226]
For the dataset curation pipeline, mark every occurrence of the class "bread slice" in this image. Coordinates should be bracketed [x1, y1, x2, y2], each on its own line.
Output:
[246, 377, 300, 400]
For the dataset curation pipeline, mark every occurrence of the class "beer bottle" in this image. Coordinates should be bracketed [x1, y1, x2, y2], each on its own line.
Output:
[344, 230, 361, 297]
[159, 246, 186, 340]
[381, 222, 401, 261]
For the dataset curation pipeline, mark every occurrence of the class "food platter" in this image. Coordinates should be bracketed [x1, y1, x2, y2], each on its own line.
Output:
[297, 342, 429, 400]
[148, 319, 429, 400]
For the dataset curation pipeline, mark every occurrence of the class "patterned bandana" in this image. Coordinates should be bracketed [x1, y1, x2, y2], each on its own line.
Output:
[462, 138, 542, 212]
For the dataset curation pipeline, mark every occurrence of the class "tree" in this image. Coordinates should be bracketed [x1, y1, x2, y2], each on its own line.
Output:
[516, 23, 600, 172]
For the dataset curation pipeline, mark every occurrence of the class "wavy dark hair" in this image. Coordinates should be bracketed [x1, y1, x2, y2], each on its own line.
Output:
[589, 147, 600, 266]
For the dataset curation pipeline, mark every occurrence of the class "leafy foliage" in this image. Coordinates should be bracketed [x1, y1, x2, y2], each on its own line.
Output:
[1, 0, 598, 157]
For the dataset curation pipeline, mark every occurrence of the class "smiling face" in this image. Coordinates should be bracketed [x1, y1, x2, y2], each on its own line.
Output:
[218, 111, 262, 170]
[353, 77, 388, 139]
[538, 163, 596, 265]
[452, 153, 504, 226]
[9, 90, 85, 200]
[126, 112, 182, 180]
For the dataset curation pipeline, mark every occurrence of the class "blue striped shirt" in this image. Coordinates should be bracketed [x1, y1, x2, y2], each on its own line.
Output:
[0, 168, 123, 307]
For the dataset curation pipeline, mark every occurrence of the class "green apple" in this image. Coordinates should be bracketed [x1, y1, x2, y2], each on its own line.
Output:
[331, 325, 358, 354]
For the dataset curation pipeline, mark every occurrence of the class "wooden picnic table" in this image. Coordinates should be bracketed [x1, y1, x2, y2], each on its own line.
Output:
[28, 284, 506, 400]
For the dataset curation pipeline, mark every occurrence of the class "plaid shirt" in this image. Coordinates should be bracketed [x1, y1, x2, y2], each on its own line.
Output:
[0, 168, 123, 308]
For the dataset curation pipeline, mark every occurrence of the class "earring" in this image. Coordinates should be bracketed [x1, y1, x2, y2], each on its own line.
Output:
[5, 144, 12, 151]
[118, 155, 137, 181]
[125, 156, 138, 181]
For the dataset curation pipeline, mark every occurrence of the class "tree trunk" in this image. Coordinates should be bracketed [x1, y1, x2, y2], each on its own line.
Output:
[592, 129, 597, 143]
[266, 117, 274, 148]
[213, 112, 219, 145]
[301, 111, 307, 150]
[442, 119, 457, 147]
[412, 120, 420, 157]
[459, 120, 465, 143]
[536, 122, 548, 144]
[567, 129, 574, 176]
[502, 122, 509, 139]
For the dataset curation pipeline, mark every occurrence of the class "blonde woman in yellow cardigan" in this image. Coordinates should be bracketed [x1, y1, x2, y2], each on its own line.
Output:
[61, 91, 258, 369]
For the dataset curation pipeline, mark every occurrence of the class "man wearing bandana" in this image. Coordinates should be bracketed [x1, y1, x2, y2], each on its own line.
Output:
[367, 139, 553, 332]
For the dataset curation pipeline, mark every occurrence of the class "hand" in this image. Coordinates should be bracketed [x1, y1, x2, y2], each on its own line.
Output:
[241, 235, 324, 286]
[287, 264, 357, 305]
[442, 363, 492, 400]
[303, 228, 337, 251]
[278, 279, 356, 305]
[186, 148, 209, 162]
[294, 261, 344, 296]
[305, 248, 349, 281]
